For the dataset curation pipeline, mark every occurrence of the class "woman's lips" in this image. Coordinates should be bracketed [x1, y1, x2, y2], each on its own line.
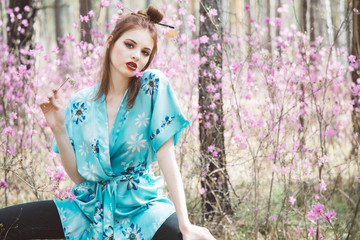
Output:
[126, 62, 137, 71]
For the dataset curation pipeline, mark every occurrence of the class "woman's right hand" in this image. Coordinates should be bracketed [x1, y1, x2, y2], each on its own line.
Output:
[40, 89, 65, 132]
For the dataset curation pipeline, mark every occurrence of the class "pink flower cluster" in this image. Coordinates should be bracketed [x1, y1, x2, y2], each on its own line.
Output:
[0, 180, 7, 189]
[307, 203, 336, 223]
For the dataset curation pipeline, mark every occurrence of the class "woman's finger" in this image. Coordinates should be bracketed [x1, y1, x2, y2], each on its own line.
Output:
[49, 96, 61, 110]
[52, 89, 58, 99]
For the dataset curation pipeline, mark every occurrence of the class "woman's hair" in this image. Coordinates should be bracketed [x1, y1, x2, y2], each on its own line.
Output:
[94, 5, 164, 109]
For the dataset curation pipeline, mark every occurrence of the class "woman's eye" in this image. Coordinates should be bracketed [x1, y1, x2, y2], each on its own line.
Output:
[125, 43, 133, 48]
[142, 51, 150, 56]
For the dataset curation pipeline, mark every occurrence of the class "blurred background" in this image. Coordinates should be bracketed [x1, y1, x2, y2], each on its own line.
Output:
[1, 0, 360, 239]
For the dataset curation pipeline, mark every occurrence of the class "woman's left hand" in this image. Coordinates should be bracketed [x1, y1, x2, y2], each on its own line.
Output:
[180, 223, 216, 240]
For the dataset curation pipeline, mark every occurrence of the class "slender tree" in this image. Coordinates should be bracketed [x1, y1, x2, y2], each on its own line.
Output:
[55, 0, 66, 50]
[347, 4, 360, 239]
[7, 0, 37, 55]
[310, 0, 317, 43]
[79, 0, 92, 43]
[267, 0, 272, 55]
[351, 1, 360, 156]
[198, 0, 232, 222]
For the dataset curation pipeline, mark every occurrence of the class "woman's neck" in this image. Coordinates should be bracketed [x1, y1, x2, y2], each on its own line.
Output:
[108, 65, 130, 97]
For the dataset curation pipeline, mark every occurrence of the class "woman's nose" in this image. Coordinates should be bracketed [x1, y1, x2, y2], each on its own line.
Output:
[131, 51, 140, 61]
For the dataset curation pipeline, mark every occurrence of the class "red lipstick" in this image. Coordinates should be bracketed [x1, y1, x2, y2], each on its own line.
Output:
[126, 62, 137, 71]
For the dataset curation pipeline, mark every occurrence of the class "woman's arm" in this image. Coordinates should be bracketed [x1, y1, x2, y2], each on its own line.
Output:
[156, 137, 216, 240]
[42, 90, 85, 185]
[52, 126, 85, 185]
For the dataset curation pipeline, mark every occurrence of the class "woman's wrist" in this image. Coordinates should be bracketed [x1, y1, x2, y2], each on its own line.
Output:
[51, 124, 67, 135]
[178, 218, 191, 232]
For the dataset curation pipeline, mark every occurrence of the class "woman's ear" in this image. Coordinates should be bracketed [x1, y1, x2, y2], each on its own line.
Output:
[106, 35, 113, 48]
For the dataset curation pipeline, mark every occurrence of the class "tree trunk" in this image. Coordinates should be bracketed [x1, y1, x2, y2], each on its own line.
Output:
[351, 0, 360, 164]
[7, 0, 37, 54]
[198, 0, 232, 222]
[310, 0, 317, 43]
[55, 0, 65, 49]
[267, 0, 272, 55]
[276, 0, 281, 56]
[300, 0, 307, 33]
[79, 0, 92, 43]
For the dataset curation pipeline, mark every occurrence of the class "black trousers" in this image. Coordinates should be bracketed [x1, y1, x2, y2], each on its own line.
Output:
[0, 200, 182, 240]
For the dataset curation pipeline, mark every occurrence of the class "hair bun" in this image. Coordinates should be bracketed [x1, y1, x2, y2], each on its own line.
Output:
[138, 5, 164, 24]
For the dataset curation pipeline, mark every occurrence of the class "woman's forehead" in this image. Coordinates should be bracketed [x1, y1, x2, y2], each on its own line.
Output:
[120, 28, 154, 49]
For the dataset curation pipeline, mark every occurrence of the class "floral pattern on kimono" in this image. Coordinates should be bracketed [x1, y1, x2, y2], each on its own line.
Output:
[52, 69, 189, 239]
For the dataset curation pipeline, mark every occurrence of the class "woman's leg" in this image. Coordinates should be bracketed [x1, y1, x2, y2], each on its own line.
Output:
[0, 200, 65, 240]
[152, 212, 183, 240]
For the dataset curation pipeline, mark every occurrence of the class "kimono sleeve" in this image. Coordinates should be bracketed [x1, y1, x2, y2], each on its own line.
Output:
[51, 98, 74, 153]
[148, 70, 189, 153]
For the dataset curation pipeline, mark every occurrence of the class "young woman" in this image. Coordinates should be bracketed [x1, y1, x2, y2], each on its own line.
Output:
[0, 5, 216, 240]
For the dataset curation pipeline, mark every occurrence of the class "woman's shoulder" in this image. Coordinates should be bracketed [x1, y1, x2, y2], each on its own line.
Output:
[141, 69, 169, 85]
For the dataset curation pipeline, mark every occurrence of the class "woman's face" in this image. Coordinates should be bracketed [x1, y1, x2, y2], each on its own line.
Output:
[108, 28, 154, 79]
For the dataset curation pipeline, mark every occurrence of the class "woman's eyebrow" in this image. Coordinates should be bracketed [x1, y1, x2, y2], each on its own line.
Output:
[125, 39, 152, 51]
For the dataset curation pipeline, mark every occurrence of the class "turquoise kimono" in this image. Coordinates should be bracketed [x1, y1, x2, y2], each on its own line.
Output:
[52, 69, 189, 240]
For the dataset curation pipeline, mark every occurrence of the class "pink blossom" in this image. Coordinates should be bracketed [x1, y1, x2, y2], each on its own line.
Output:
[80, 15, 89, 23]
[274, 18, 282, 27]
[208, 144, 215, 152]
[349, 54, 356, 63]
[212, 33, 218, 41]
[0, 180, 7, 189]
[245, 5, 250, 11]
[54, 172, 65, 181]
[200, 15, 205, 22]
[204, 122, 211, 129]
[88, 10, 95, 17]
[356, 174, 360, 183]
[17, 13, 22, 20]
[21, 19, 28, 27]
[24, 5, 31, 12]
[254, 208, 258, 212]
[73, 22, 78, 29]
[308, 225, 316, 237]
[209, 103, 216, 109]
[115, 2, 123, 9]
[289, 196, 296, 205]
[353, 85, 360, 96]
[240, 143, 247, 150]
[296, 226, 301, 237]
[59, 38, 66, 45]
[178, 7, 186, 15]
[100, 0, 109, 8]
[199, 187, 205, 195]
[207, 8, 218, 17]
[206, 83, 216, 93]
[134, 69, 143, 78]
[214, 93, 220, 100]
[2, 126, 15, 137]
[271, 164, 278, 172]
[212, 151, 218, 157]
[271, 214, 276, 221]
[14, 7, 19, 12]
[319, 179, 327, 191]
[199, 35, 209, 44]
[231, 63, 240, 73]
[322, 209, 336, 222]
[354, 8, 359, 14]
[10, 112, 17, 120]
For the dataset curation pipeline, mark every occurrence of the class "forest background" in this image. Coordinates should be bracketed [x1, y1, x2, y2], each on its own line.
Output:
[1, 0, 360, 239]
